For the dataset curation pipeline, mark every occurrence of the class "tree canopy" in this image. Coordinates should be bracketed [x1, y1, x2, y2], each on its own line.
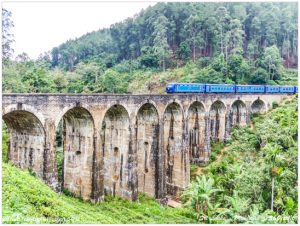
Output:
[2, 2, 298, 94]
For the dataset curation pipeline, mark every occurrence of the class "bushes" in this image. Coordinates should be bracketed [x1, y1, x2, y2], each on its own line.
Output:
[183, 97, 298, 223]
[272, 101, 279, 109]
[190, 164, 198, 181]
[2, 163, 197, 224]
[2, 123, 9, 163]
[211, 142, 225, 154]
[209, 152, 217, 162]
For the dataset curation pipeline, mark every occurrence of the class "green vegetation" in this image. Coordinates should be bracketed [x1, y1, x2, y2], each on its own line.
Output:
[2, 162, 196, 224]
[2, 2, 298, 94]
[211, 142, 225, 155]
[56, 147, 63, 183]
[183, 97, 298, 223]
[1, 2, 298, 224]
[190, 164, 199, 181]
[2, 123, 9, 163]
[3, 97, 297, 224]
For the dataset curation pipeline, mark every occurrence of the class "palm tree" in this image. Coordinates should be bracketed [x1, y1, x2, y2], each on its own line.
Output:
[264, 143, 282, 211]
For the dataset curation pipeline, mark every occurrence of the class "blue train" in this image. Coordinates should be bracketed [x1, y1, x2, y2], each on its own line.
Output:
[166, 83, 298, 94]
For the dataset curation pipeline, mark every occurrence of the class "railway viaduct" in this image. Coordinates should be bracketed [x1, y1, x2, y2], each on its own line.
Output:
[2, 93, 289, 202]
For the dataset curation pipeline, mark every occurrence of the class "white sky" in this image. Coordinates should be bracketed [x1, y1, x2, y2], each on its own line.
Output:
[2, 1, 156, 59]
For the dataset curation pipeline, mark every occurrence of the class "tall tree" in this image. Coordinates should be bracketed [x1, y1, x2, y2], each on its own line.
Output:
[228, 19, 244, 55]
[2, 8, 14, 62]
[185, 14, 203, 62]
[153, 15, 171, 71]
[263, 45, 282, 81]
[215, 6, 231, 61]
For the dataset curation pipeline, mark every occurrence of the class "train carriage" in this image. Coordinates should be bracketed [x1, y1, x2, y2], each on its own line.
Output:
[279, 86, 295, 93]
[265, 86, 280, 93]
[236, 85, 265, 93]
[165, 82, 298, 94]
[205, 84, 235, 93]
[166, 83, 205, 93]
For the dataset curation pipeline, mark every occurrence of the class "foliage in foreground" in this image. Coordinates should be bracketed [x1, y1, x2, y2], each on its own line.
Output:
[183, 97, 298, 224]
[2, 162, 196, 224]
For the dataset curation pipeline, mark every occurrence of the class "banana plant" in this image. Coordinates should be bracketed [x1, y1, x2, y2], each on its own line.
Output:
[182, 175, 222, 222]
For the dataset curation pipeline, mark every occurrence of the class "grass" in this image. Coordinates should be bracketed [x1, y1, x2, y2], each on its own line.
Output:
[2, 162, 197, 224]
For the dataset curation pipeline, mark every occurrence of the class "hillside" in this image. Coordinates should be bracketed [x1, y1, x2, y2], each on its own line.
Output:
[2, 163, 196, 224]
[2, 2, 298, 94]
[49, 2, 298, 71]
[185, 96, 298, 223]
[2, 96, 298, 224]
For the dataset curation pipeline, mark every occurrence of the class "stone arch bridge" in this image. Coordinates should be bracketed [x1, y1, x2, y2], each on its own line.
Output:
[2, 93, 288, 202]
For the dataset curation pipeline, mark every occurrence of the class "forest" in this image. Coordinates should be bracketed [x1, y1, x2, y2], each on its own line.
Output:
[2, 1, 298, 224]
[2, 2, 298, 94]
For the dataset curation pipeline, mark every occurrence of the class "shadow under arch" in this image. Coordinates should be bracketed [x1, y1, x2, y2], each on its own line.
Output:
[187, 101, 206, 163]
[101, 104, 132, 199]
[230, 100, 247, 127]
[209, 100, 226, 142]
[251, 99, 266, 114]
[3, 110, 46, 178]
[136, 103, 160, 198]
[58, 106, 95, 200]
[3, 104, 46, 127]
[163, 101, 185, 197]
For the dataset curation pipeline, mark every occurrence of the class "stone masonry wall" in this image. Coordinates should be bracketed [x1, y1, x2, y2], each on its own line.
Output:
[2, 93, 290, 201]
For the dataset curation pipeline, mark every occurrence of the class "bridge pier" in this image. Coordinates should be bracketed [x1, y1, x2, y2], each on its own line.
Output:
[224, 104, 231, 142]
[204, 115, 211, 162]
[2, 93, 289, 202]
[43, 119, 59, 191]
[91, 132, 102, 202]
[158, 118, 166, 199]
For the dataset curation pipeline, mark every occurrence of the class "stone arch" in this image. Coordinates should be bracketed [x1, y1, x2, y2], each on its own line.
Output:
[162, 99, 184, 120]
[61, 107, 95, 200]
[187, 101, 206, 163]
[134, 99, 160, 120]
[101, 104, 131, 199]
[251, 99, 266, 114]
[54, 105, 76, 128]
[3, 110, 46, 178]
[3, 104, 46, 126]
[163, 102, 185, 197]
[230, 100, 247, 127]
[136, 103, 159, 198]
[209, 100, 226, 142]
